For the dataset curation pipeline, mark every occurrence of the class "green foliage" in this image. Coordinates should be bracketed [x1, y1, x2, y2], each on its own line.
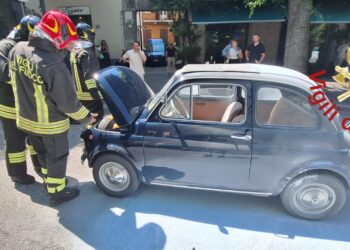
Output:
[175, 46, 201, 63]
[176, 47, 184, 61]
[171, 17, 202, 43]
[310, 24, 327, 45]
[243, 0, 286, 16]
[151, 0, 191, 11]
[182, 46, 202, 63]
[152, 0, 202, 45]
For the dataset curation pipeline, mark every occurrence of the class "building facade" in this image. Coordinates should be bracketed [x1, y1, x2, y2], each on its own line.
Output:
[192, 1, 350, 70]
[138, 11, 175, 47]
[3, 0, 349, 69]
[0, 0, 43, 38]
[44, 0, 124, 59]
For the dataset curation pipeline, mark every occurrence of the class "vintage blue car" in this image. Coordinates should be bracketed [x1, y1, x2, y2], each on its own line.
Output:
[81, 64, 350, 220]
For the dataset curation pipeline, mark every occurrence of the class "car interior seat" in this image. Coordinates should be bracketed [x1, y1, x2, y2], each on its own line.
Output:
[221, 102, 243, 123]
[268, 97, 318, 127]
[232, 114, 245, 123]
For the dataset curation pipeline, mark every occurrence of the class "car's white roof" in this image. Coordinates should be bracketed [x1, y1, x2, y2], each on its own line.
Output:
[181, 64, 310, 82]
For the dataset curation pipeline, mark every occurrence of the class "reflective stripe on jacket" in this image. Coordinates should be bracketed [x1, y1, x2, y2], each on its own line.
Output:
[9, 36, 89, 136]
[0, 38, 17, 120]
[70, 46, 103, 101]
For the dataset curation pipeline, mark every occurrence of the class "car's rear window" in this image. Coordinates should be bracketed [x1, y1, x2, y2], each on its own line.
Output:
[256, 86, 318, 128]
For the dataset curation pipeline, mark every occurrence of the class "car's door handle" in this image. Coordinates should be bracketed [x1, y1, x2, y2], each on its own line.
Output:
[230, 134, 252, 141]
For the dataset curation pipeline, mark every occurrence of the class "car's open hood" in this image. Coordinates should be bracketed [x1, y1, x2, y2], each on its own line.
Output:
[96, 66, 154, 127]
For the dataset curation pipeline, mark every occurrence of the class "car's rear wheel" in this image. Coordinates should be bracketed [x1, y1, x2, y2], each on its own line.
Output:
[93, 154, 140, 197]
[281, 173, 347, 220]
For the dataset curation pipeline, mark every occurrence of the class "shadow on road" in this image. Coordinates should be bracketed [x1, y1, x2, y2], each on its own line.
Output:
[15, 180, 167, 250]
[15, 179, 350, 249]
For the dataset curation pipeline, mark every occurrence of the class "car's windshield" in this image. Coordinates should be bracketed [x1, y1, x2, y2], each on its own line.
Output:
[146, 73, 180, 111]
[147, 44, 164, 52]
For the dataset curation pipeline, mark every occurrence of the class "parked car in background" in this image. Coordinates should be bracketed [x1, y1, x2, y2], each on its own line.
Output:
[81, 64, 350, 220]
[145, 38, 166, 66]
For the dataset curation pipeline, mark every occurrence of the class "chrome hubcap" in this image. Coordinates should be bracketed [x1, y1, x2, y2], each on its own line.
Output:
[99, 162, 130, 192]
[294, 184, 336, 214]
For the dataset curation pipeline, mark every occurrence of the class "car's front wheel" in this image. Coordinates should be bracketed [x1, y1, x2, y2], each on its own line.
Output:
[93, 154, 140, 197]
[281, 173, 347, 220]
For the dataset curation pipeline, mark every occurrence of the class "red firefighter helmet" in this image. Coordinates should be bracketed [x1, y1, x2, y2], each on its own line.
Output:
[38, 10, 78, 49]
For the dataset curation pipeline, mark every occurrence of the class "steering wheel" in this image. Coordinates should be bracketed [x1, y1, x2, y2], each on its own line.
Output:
[173, 95, 190, 119]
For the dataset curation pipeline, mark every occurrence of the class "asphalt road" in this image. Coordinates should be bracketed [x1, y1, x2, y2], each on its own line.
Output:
[1, 67, 350, 250]
[144, 66, 173, 93]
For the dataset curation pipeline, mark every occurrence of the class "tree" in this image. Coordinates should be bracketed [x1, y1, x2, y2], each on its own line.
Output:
[153, 0, 347, 72]
[152, 0, 203, 63]
[152, 0, 201, 46]
[283, 0, 312, 73]
[242, 0, 311, 73]
[243, 0, 347, 73]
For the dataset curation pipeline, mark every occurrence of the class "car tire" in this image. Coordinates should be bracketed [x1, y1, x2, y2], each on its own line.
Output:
[280, 173, 347, 220]
[92, 154, 140, 197]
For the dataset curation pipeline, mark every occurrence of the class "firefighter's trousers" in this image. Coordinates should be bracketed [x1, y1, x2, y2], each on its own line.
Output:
[28, 133, 69, 194]
[1, 118, 42, 177]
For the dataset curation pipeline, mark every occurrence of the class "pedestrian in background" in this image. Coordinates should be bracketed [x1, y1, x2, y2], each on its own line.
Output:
[166, 43, 176, 74]
[226, 39, 243, 64]
[335, 39, 349, 67]
[100, 39, 111, 68]
[328, 38, 338, 74]
[222, 42, 231, 60]
[245, 34, 266, 64]
[123, 41, 147, 80]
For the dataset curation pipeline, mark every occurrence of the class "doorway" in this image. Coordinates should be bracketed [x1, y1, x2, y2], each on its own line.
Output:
[69, 15, 92, 26]
[205, 23, 249, 63]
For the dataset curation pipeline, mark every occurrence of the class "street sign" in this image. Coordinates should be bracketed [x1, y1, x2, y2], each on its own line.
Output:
[58, 6, 91, 16]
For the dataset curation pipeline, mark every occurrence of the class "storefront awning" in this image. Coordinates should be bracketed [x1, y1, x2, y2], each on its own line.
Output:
[311, 4, 350, 23]
[192, 2, 350, 25]
[192, 4, 287, 24]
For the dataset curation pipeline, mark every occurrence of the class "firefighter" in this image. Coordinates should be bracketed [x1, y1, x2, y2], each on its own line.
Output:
[0, 15, 42, 184]
[70, 22, 104, 122]
[9, 10, 96, 206]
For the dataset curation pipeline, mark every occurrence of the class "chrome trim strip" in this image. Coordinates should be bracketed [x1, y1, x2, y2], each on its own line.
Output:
[149, 181, 273, 197]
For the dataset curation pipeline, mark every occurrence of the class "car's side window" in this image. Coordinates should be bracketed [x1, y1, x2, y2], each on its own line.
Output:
[256, 86, 318, 127]
[161, 83, 246, 124]
[161, 85, 191, 119]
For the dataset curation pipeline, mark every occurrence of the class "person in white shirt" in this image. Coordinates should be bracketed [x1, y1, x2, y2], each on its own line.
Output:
[226, 39, 243, 64]
[335, 40, 349, 67]
[123, 41, 147, 80]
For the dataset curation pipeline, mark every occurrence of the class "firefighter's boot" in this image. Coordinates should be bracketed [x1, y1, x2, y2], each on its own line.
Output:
[11, 174, 35, 184]
[48, 187, 80, 206]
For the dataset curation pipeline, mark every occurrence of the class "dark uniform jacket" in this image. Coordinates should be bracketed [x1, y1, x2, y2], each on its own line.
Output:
[0, 38, 17, 120]
[9, 36, 90, 136]
[70, 45, 103, 101]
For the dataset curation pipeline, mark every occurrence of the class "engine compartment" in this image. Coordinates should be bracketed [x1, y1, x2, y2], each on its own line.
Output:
[97, 114, 120, 131]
